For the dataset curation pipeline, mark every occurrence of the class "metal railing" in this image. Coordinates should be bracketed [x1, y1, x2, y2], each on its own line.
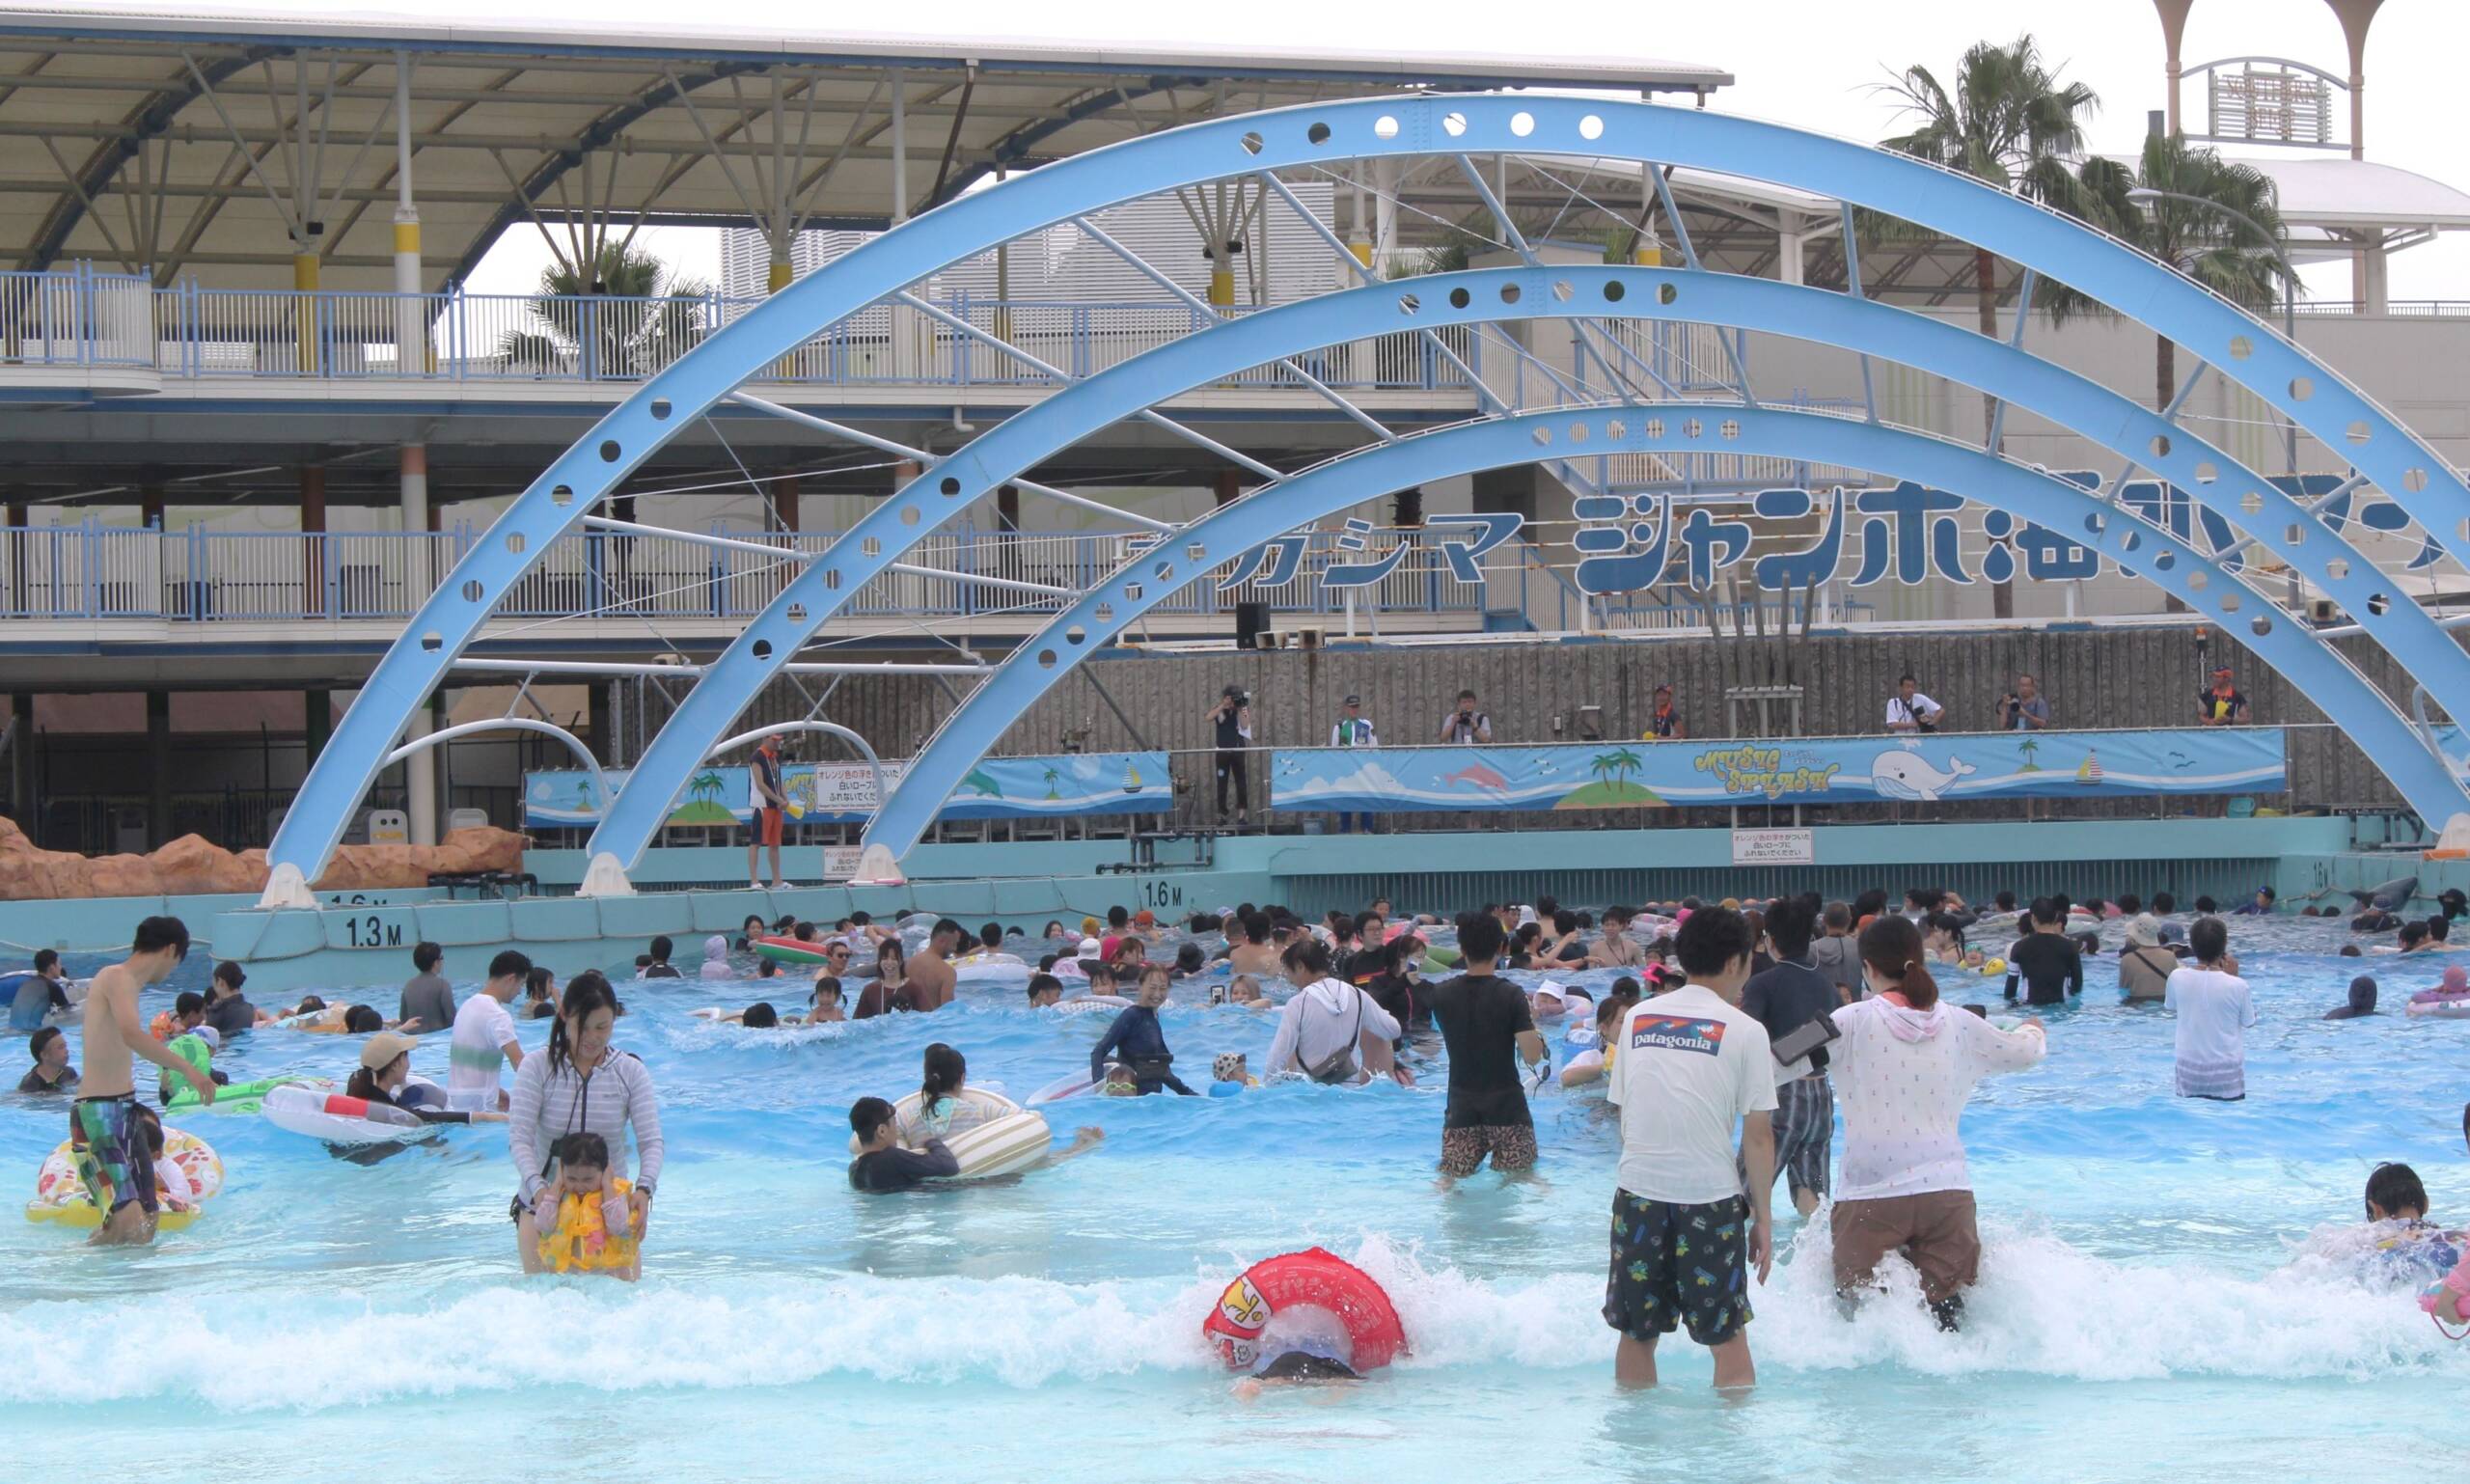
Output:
[0, 522, 1491, 625]
[0, 265, 1480, 392]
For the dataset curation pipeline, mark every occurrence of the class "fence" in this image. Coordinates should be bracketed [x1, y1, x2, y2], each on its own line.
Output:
[0, 522, 1492, 625]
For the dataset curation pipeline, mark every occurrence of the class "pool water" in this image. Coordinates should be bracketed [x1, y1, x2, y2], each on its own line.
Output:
[3, 916, 2465, 1482]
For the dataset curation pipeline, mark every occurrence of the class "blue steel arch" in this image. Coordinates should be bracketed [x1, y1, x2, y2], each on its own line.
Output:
[865, 405, 2470, 858]
[586, 263, 2466, 871]
[263, 93, 2470, 898]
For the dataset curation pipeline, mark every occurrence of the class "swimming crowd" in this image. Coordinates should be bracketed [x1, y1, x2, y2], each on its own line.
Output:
[16, 881, 2470, 1390]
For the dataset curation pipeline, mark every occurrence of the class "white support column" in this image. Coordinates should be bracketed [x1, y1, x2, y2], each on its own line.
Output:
[2361, 238, 2390, 315]
[403, 695, 439, 848]
[392, 53, 425, 375]
[1777, 227, 1804, 286]
[400, 423, 437, 847]
[889, 69, 919, 377]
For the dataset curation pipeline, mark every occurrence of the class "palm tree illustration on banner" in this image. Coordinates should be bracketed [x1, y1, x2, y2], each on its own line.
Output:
[1043, 766, 1062, 801]
[670, 767, 737, 826]
[1561, 747, 1663, 810]
[2017, 737, 2044, 774]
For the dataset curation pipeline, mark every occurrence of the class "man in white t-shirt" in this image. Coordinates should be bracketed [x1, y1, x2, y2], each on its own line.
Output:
[1604, 905, 1776, 1390]
[1884, 673, 1942, 733]
[446, 948, 530, 1113]
[2165, 915, 2256, 1100]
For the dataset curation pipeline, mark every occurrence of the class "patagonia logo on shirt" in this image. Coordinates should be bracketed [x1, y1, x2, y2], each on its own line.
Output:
[1629, 1014, 1726, 1056]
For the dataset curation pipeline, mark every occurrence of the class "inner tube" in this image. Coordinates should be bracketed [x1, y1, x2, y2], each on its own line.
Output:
[933, 1111, 1053, 1180]
[26, 1128, 222, 1231]
[1028, 1074, 1096, 1105]
[165, 1075, 321, 1115]
[752, 935, 834, 966]
[952, 951, 1030, 984]
[2406, 997, 2470, 1019]
[1201, 1247, 1408, 1372]
[261, 1085, 431, 1145]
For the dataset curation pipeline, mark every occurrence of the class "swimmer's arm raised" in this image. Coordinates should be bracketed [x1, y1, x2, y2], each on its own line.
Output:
[104, 976, 216, 1101]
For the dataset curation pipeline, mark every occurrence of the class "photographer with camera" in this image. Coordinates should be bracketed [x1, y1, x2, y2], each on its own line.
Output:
[1883, 674, 1942, 735]
[1995, 673, 2049, 731]
[1439, 689, 1493, 746]
[1207, 684, 1254, 829]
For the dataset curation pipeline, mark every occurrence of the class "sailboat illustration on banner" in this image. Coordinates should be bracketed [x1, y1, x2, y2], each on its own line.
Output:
[1123, 758, 1143, 794]
[2076, 750, 2103, 786]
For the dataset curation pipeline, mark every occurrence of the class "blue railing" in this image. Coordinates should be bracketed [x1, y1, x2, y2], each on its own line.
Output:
[0, 265, 1477, 392]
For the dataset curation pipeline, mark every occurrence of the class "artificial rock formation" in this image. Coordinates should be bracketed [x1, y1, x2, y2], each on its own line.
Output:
[0, 817, 525, 900]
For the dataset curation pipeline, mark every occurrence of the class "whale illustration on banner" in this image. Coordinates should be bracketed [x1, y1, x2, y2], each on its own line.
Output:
[1868, 751, 1978, 803]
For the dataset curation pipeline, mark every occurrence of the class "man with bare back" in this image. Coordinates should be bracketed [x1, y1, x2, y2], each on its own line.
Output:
[74, 916, 216, 1245]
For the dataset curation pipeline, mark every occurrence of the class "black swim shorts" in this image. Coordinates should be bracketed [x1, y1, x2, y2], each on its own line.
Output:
[1603, 1190, 1752, 1347]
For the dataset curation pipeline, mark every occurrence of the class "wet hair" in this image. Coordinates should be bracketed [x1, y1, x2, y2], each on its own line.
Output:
[1107, 906, 1130, 929]
[2193, 895, 2217, 915]
[28, 1026, 62, 1061]
[344, 1061, 396, 1101]
[2339, 944, 2363, 957]
[555, 1131, 611, 1173]
[1674, 905, 1754, 979]
[1534, 894, 1560, 921]
[547, 970, 619, 1075]
[757, 960, 781, 979]
[932, 918, 966, 945]
[1608, 976, 1643, 1001]
[2188, 916, 2230, 964]
[1992, 892, 2017, 913]
[791, 921, 816, 943]
[411, 941, 443, 972]
[1458, 913, 1506, 964]
[208, 960, 243, 990]
[648, 935, 673, 963]
[1027, 974, 1062, 1003]
[849, 1096, 896, 1143]
[743, 915, 767, 934]
[1383, 934, 1424, 975]
[1857, 915, 1939, 1010]
[32, 948, 58, 975]
[2366, 1162, 2429, 1221]
[1085, 963, 1115, 991]
[174, 991, 206, 1019]
[1242, 913, 1272, 946]
[810, 976, 843, 1003]
[981, 923, 1004, 949]
[294, 995, 327, 1015]
[2430, 915, 2453, 944]
[1552, 909, 1579, 936]
[1175, 943, 1205, 973]
[1850, 889, 1887, 922]
[1356, 909, 1385, 937]
[1923, 912, 1968, 949]
[133, 915, 191, 958]
[1283, 939, 1334, 978]
[921, 1043, 967, 1105]
[877, 939, 905, 971]
[1764, 896, 1817, 959]
[489, 948, 533, 981]
[2027, 896, 2062, 928]
[2399, 920, 2430, 949]
[524, 967, 555, 1000]
[739, 1002, 779, 1029]
[2154, 892, 2177, 914]
[343, 1004, 384, 1033]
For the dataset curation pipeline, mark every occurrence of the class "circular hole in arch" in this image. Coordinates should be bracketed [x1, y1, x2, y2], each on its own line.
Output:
[1398, 293, 1420, 316]
[860, 536, 881, 557]
[2228, 335, 2253, 360]
[1442, 111, 1468, 137]
[1658, 283, 1678, 306]
[2404, 467, 2430, 492]
[1036, 648, 1057, 669]
[1153, 560, 1174, 582]
[823, 569, 842, 591]
[1643, 418, 1664, 439]
[1718, 419, 1740, 440]
[2121, 530, 2142, 553]
[506, 532, 526, 555]
[1373, 115, 1399, 140]
[599, 439, 620, 462]
[1578, 114, 1605, 140]
[551, 484, 573, 507]
[899, 506, 920, 527]
[2188, 570, 2209, 591]
[1093, 601, 1114, 622]
[2195, 461, 2218, 484]
[460, 579, 484, 601]
[1604, 279, 1627, 303]
[2083, 513, 2105, 536]
[1186, 542, 1208, 562]
[649, 398, 672, 421]
[1606, 420, 1627, 440]
[939, 476, 962, 496]
[2369, 591, 2391, 616]
[419, 631, 442, 651]
[1568, 422, 1589, 444]
[2219, 591, 2240, 613]
[1551, 280, 1574, 303]
[2346, 420, 2372, 444]
[1448, 287, 1471, 309]
[1240, 131, 1263, 155]
[1065, 624, 1087, 646]
[752, 639, 773, 660]
[1510, 110, 1535, 137]
[1532, 426, 1553, 447]
[1124, 584, 1143, 601]
[1682, 418, 1703, 439]
[2285, 523, 2305, 545]
[2325, 558, 2349, 581]
[2239, 491, 2264, 515]
[2290, 376, 2314, 401]
[2150, 434, 2172, 458]
[2251, 614, 2273, 637]
[1499, 283, 1522, 305]
[1306, 121, 1331, 146]
[786, 603, 807, 621]
[2155, 551, 2176, 572]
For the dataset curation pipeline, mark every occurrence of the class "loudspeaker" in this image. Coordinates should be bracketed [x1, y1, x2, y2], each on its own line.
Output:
[1235, 600, 1271, 647]
[1252, 629, 1284, 650]
[1295, 626, 1324, 649]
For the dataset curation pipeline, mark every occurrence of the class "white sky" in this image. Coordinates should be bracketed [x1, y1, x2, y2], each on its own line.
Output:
[272, 0, 2470, 300]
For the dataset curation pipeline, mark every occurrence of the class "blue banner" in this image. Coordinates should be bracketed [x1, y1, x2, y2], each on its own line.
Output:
[1270, 728, 2286, 812]
[524, 752, 1172, 829]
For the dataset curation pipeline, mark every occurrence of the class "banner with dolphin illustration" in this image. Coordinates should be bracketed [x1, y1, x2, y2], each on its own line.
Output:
[1269, 728, 2286, 812]
[523, 751, 1172, 829]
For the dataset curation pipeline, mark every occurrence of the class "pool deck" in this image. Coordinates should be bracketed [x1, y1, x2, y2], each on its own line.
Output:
[0, 816, 2447, 994]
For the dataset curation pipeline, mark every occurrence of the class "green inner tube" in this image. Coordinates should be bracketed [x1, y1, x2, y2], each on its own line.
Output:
[1422, 947, 1463, 974]
[164, 1075, 314, 1115]
[754, 937, 834, 966]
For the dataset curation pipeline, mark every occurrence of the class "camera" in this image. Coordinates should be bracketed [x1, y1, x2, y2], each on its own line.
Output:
[1222, 685, 1248, 706]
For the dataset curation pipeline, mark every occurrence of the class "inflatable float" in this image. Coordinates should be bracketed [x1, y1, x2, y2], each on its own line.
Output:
[848, 1087, 1054, 1178]
[536, 1177, 640, 1275]
[1201, 1247, 1408, 1372]
[2406, 988, 2470, 1019]
[262, 1084, 439, 1145]
[27, 1127, 222, 1231]
[166, 1074, 322, 1115]
[952, 951, 1030, 985]
[752, 935, 835, 967]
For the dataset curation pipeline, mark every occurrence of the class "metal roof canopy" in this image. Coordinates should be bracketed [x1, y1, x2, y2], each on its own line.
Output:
[0, 3, 1729, 289]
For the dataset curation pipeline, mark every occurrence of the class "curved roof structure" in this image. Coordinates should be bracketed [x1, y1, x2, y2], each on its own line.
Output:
[0, 3, 1728, 289]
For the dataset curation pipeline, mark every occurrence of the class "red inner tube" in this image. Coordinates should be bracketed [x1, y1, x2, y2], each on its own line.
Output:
[1199, 1247, 1407, 1371]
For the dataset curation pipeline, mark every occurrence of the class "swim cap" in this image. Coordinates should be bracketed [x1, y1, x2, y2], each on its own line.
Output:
[1213, 1052, 1247, 1081]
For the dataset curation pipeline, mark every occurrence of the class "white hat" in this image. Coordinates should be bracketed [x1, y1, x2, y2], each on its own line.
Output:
[1078, 937, 1104, 956]
[1532, 980, 1572, 1013]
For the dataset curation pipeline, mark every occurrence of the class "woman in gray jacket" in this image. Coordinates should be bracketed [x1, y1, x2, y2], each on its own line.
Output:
[508, 971, 664, 1274]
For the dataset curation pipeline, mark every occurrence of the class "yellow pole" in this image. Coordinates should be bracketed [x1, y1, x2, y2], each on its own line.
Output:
[1208, 261, 1235, 307]
[293, 250, 320, 373]
[768, 257, 793, 293]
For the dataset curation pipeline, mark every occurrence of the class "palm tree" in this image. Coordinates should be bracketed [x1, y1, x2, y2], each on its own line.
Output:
[1603, 747, 1645, 790]
[1042, 766, 1061, 801]
[2017, 737, 2043, 773]
[1880, 37, 2098, 619]
[688, 770, 723, 806]
[500, 242, 711, 379]
[2050, 133, 2290, 413]
[1589, 752, 1618, 789]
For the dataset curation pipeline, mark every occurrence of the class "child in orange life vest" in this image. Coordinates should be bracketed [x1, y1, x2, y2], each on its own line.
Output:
[534, 1131, 640, 1280]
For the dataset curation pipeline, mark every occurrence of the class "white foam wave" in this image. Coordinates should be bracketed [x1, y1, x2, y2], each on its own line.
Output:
[2, 1224, 2457, 1411]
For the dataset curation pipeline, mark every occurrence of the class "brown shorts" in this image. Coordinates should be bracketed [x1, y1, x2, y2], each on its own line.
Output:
[1439, 1124, 1537, 1177]
[1830, 1190, 1982, 1304]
